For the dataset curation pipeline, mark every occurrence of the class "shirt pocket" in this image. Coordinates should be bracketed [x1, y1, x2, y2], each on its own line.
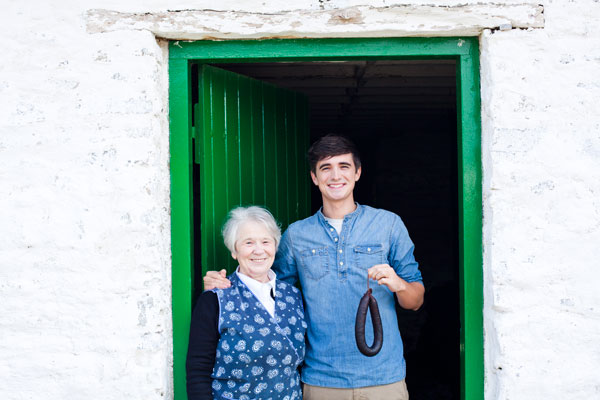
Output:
[300, 247, 329, 281]
[353, 244, 385, 269]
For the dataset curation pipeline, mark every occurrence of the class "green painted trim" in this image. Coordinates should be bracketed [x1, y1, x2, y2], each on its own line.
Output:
[169, 57, 194, 400]
[169, 37, 483, 400]
[456, 38, 484, 400]
[170, 37, 474, 61]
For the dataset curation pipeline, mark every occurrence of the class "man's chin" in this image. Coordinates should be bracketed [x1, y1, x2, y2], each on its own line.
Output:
[325, 192, 350, 202]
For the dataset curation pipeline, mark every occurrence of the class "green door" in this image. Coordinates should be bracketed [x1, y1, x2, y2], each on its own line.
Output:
[195, 64, 311, 276]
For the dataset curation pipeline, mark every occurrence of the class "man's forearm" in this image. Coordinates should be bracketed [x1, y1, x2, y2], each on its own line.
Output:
[395, 281, 425, 311]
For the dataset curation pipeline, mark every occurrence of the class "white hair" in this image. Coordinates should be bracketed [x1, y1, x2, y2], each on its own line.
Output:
[222, 206, 281, 254]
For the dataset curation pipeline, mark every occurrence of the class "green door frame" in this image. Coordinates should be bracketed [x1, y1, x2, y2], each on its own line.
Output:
[169, 37, 483, 400]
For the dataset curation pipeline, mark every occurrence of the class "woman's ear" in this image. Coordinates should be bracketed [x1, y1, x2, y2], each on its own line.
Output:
[231, 252, 237, 260]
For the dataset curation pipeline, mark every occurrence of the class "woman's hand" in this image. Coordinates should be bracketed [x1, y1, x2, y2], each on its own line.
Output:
[203, 269, 232, 290]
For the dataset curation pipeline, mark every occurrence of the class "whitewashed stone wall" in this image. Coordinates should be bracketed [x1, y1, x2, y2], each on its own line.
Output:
[0, 2, 172, 399]
[480, 2, 600, 398]
[1, 1, 599, 399]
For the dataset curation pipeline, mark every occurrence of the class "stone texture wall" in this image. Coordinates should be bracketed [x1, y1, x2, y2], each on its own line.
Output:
[0, 2, 172, 399]
[1, 1, 599, 399]
[480, 2, 600, 397]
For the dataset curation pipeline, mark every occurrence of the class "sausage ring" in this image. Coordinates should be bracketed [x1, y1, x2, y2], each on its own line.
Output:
[355, 288, 383, 356]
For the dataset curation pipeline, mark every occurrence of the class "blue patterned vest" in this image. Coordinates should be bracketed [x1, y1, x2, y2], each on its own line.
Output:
[211, 273, 307, 400]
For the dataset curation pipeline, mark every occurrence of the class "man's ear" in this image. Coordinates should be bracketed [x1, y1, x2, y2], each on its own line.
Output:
[310, 171, 319, 186]
[231, 252, 237, 260]
[355, 166, 362, 181]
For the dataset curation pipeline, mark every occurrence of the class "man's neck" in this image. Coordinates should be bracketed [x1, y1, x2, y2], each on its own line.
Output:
[321, 198, 357, 219]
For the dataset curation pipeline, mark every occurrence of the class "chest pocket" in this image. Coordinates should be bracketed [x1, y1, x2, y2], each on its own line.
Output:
[354, 244, 385, 268]
[300, 247, 329, 281]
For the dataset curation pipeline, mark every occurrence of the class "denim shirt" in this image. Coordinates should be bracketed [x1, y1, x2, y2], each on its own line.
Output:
[272, 204, 423, 388]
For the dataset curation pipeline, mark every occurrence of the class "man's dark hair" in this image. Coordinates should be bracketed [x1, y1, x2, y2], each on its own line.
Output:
[307, 134, 361, 173]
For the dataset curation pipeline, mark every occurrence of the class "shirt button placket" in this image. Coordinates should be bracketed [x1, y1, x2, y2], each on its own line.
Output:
[337, 232, 346, 279]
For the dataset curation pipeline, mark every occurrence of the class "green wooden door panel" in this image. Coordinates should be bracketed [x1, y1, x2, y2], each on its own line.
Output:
[195, 65, 311, 276]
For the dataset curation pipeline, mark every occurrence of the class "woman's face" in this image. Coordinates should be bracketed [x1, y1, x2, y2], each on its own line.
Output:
[232, 221, 276, 283]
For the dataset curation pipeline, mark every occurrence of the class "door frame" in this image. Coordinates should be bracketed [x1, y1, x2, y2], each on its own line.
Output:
[169, 38, 483, 400]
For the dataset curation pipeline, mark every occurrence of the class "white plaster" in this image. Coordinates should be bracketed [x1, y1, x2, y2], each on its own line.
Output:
[2, 0, 600, 399]
[480, 2, 600, 396]
[1, 2, 172, 399]
[86, 3, 544, 39]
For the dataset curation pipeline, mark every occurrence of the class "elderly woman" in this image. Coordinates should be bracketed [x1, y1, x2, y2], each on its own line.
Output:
[186, 206, 306, 400]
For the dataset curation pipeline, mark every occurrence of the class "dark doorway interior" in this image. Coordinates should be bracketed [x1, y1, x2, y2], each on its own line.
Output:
[205, 61, 459, 400]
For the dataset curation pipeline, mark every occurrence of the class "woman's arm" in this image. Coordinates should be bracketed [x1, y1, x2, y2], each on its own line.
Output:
[186, 291, 220, 400]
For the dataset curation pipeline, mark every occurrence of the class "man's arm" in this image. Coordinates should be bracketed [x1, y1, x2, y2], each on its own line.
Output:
[369, 214, 424, 311]
[271, 228, 299, 285]
[368, 264, 424, 310]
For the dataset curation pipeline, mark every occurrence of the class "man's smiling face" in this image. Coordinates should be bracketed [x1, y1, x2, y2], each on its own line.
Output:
[310, 153, 361, 205]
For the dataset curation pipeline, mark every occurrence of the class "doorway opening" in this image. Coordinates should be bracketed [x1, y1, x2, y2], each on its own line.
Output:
[169, 37, 483, 400]
[193, 60, 459, 400]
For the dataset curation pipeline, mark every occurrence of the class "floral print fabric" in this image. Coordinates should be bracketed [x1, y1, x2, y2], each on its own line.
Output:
[212, 274, 306, 400]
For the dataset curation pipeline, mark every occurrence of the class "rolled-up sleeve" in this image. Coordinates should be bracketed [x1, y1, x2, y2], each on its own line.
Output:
[388, 216, 423, 284]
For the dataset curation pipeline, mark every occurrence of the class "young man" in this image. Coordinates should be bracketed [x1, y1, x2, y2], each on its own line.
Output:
[204, 135, 424, 400]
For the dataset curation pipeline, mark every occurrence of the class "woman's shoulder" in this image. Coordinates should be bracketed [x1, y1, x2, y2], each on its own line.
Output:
[212, 283, 249, 304]
[200, 289, 219, 299]
[212, 280, 242, 295]
[195, 290, 218, 307]
[275, 280, 301, 296]
[191, 290, 219, 320]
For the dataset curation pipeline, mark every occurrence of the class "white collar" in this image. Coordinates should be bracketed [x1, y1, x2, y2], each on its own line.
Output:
[235, 268, 277, 294]
[235, 268, 277, 317]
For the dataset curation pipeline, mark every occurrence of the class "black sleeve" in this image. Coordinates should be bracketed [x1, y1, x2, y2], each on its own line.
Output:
[186, 291, 220, 400]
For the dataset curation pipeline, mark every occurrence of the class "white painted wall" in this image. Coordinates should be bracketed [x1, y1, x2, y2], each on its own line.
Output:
[0, 2, 172, 399]
[1, 1, 599, 399]
[480, 2, 600, 397]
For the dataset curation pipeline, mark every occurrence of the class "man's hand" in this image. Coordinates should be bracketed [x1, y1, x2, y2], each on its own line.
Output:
[367, 264, 424, 311]
[203, 269, 232, 290]
[368, 264, 406, 292]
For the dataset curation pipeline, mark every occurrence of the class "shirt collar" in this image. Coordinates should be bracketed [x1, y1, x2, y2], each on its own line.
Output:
[317, 202, 362, 223]
[235, 267, 277, 294]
